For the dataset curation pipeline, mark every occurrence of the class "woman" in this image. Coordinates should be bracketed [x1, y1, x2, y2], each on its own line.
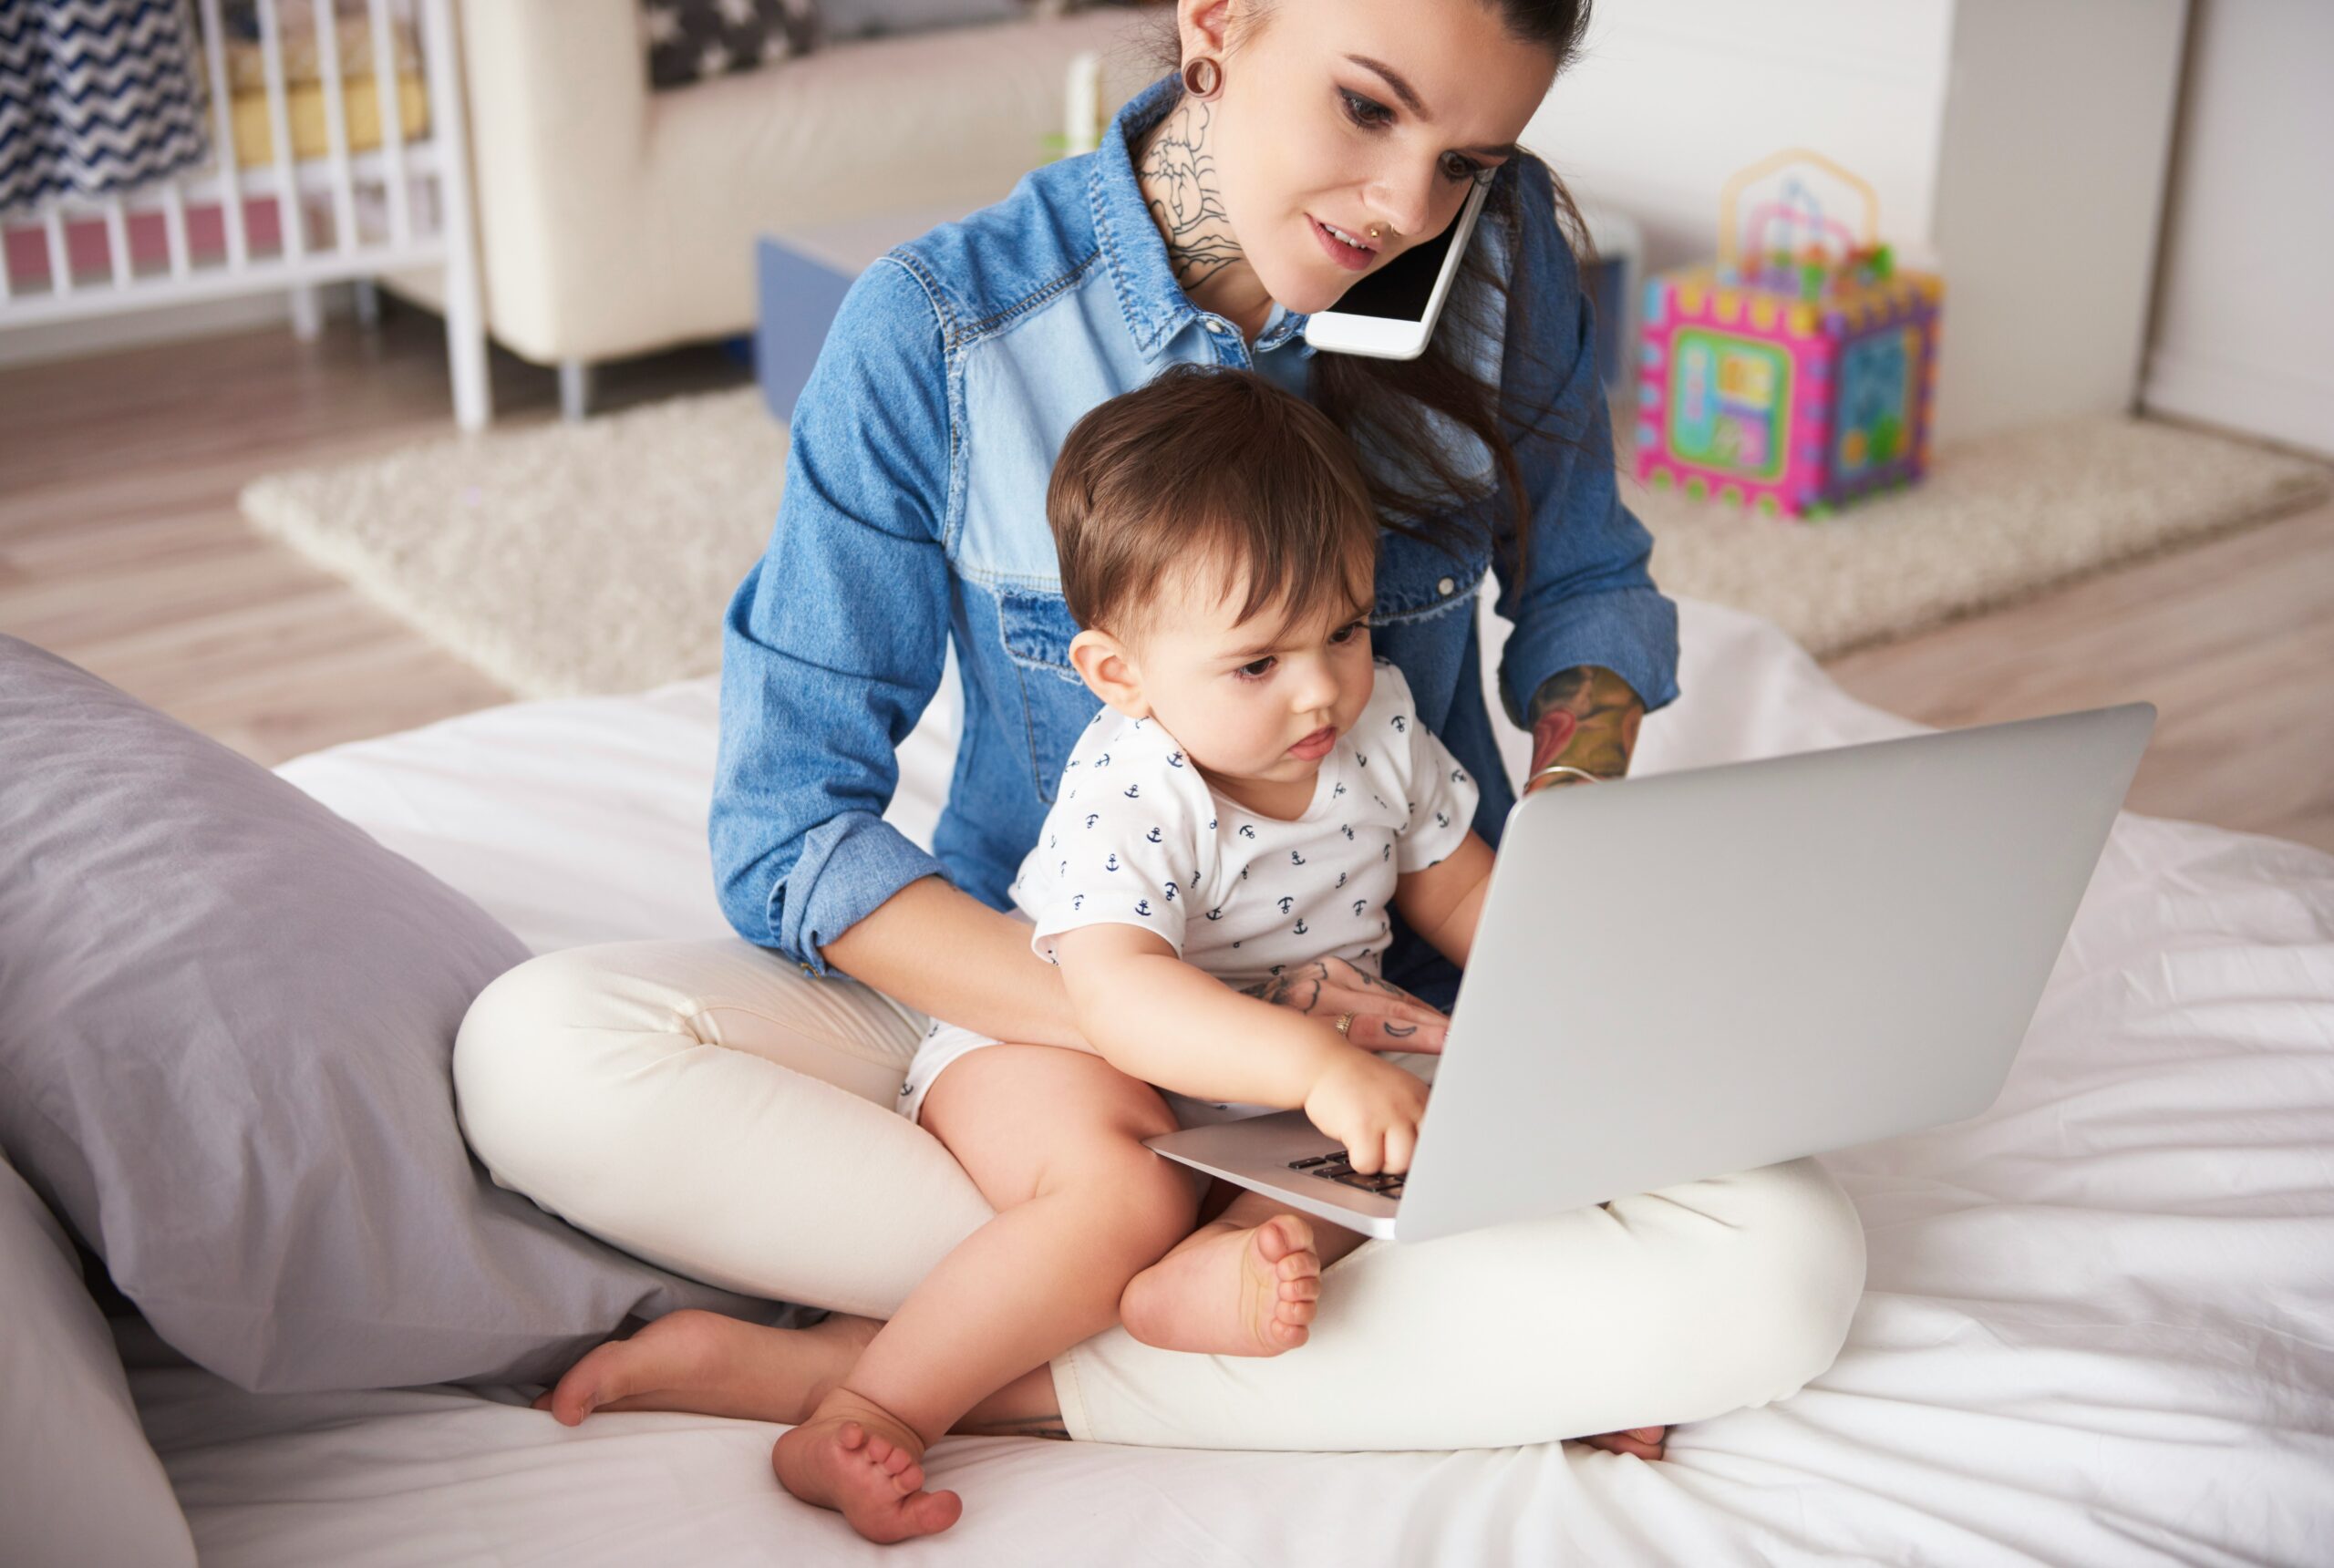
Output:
[452, 0, 1865, 1466]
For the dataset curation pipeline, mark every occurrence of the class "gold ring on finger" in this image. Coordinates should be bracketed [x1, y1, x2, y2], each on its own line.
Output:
[1334, 1012, 1355, 1037]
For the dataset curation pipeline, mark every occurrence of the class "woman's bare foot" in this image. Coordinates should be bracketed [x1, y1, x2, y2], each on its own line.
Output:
[1118, 1213, 1320, 1356]
[532, 1308, 880, 1426]
[771, 1387, 962, 1543]
[1576, 1425, 1668, 1460]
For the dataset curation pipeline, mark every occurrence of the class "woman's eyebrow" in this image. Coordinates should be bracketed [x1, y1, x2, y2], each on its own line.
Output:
[1344, 54, 1426, 114]
[1343, 54, 1519, 160]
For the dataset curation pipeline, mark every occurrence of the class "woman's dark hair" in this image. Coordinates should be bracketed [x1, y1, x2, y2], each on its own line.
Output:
[1134, 1, 1598, 583]
[1047, 364, 1381, 641]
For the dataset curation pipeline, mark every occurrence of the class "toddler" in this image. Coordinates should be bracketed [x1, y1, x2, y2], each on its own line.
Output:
[775, 364, 1500, 1542]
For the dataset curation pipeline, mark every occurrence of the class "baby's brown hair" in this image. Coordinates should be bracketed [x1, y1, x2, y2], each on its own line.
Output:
[1046, 364, 1380, 641]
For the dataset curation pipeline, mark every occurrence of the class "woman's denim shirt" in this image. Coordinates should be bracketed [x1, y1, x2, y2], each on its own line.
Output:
[713, 74, 1680, 1013]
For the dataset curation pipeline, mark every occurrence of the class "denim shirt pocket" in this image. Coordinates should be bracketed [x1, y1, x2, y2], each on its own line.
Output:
[1372, 526, 1492, 626]
[995, 586, 1098, 803]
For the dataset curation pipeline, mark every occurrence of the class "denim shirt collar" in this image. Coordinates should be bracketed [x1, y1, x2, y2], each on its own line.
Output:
[1089, 75, 1316, 363]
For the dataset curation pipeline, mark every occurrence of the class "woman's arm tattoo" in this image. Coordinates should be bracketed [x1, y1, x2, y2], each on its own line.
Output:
[1239, 959, 1414, 1013]
[1137, 102, 1243, 291]
[1527, 665, 1646, 783]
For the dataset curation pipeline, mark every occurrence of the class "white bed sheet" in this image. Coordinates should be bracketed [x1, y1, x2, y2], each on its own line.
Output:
[125, 595, 2334, 1566]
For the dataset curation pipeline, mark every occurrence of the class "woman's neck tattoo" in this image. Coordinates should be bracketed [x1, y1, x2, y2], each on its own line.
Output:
[1138, 101, 1243, 292]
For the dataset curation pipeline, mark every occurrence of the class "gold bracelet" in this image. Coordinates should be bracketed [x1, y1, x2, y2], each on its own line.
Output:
[1528, 763, 1608, 789]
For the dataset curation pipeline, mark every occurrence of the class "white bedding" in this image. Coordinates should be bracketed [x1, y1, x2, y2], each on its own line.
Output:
[127, 594, 2334, 1565]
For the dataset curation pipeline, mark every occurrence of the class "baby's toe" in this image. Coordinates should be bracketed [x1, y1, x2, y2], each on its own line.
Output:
[908, 1490, 964, 1534]
[1279, 1275, 1320, 1302]
[1257, 1215, 1314, 1264]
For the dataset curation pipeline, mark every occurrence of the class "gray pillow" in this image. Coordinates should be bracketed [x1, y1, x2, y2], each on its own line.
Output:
[0, 1147, 197, 1568]
[0, 636, 786, 1392]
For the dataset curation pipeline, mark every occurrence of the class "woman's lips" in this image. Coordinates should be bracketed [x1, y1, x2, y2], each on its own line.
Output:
[1289, 726, 1337, 759]
[1309, 214, 1376, 273]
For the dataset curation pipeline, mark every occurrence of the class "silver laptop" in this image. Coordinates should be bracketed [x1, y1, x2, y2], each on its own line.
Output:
[1144, 702, 2156, 1243]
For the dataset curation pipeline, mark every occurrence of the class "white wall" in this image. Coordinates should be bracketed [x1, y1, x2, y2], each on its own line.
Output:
[2142, 0, 2334, 458]
[1523, 0, 1956, 273]
[1523, 0, 2188, 448]
[1928, 0, 2187, 444]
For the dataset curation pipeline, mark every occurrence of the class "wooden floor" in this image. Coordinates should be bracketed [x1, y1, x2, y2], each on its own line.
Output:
[5, 306, 2331, 853]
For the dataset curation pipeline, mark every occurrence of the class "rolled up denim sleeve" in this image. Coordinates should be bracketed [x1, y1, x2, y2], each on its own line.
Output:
[710, 257, 955, 975]
[1488, 157, 1682, 731]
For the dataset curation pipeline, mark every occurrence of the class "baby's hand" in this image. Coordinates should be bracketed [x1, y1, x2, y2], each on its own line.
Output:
[1302, 1047, 1429, 1174]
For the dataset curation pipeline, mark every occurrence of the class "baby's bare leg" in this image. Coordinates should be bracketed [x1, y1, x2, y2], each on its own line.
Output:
[852, 1046, 1203, 1434]
[772, 1045, 1199, 1542]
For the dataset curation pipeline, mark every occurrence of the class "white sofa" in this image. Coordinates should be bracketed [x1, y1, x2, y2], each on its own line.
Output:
[387, 0, 1161, 418]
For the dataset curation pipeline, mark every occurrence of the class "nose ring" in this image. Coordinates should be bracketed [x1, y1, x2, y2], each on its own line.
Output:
[1369, 225, 1382, 242]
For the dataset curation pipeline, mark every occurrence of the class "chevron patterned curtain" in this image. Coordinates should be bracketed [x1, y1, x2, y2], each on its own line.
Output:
[0, 0, 212, 213]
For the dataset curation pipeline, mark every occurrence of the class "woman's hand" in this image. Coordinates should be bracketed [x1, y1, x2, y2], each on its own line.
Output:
[1239, 956, 1450, 1054]
[1303, 1047, 1431, 1174]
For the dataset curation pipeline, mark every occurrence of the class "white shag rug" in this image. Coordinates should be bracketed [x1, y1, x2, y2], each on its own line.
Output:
[242, 388, 2329, 699]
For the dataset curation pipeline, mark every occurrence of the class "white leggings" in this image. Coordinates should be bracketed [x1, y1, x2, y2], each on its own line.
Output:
[451, 937, 1867, 1451]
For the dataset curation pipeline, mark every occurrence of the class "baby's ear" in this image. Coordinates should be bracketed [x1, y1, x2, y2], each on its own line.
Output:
[1069, 628, 1150, 718]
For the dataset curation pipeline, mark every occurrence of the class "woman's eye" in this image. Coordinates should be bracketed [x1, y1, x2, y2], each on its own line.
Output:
[1442, 151, 1489, 186]
[1344, 88, 1490, 186]
[1235, 656, 1276, 682]
[1338, 88, 1392, 129]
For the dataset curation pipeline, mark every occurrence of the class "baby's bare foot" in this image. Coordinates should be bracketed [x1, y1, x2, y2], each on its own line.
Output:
[533, 1308, 881, 1427]
[1120, 1213, 1320, 1356]
[771, 1389, 962, 1543]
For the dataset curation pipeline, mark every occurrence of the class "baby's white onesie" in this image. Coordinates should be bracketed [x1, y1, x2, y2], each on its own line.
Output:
[893, 659, 1482, 1127]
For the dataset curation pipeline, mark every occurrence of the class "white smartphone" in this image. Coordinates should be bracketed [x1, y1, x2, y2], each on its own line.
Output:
[1302, 177, 1492, 360]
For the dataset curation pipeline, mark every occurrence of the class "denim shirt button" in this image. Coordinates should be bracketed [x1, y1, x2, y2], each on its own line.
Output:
[1437, 576, 1457, 596]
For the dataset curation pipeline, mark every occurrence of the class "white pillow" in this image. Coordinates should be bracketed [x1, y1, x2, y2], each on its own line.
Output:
[0, 1150, 197, 1568]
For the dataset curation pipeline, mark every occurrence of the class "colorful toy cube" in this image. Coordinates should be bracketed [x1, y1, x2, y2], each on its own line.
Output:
[1634, 150, 1945, 520]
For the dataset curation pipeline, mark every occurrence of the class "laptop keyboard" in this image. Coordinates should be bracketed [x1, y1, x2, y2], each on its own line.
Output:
[1287, 1151, 1404, 1199]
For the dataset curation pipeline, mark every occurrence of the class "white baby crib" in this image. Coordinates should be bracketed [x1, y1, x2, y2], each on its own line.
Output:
[0, 0, 488, 429]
